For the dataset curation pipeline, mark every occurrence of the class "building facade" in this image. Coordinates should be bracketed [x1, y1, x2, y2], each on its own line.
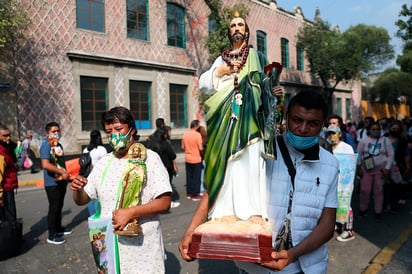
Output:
[3, 0, 361, 154]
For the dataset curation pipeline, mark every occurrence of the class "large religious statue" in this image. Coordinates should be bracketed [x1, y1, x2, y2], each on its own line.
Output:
[188, 12, 283, 262]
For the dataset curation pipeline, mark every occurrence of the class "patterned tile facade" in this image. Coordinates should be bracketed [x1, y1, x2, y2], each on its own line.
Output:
[11, 0, 360, 154]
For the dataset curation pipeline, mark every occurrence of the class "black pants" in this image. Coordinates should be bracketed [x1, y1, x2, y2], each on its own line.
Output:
[185, 162, 202, 196]
[45, 183, 67, 236]
[3, 190, 17, 220]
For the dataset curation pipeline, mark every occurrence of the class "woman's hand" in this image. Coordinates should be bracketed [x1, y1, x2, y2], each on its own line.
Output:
[112, 208, 133, 231]
[70, 175, 87, 191]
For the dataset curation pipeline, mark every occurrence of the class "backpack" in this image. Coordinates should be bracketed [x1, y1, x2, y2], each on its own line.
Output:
[79, 151, 92, 177]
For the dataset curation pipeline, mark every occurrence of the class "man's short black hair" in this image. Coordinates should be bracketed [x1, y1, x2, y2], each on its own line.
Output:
[45, 122, 60, 132]
[287, 90, 328, 120]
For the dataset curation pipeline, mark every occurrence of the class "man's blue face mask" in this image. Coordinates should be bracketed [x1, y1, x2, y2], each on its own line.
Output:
[285, 131, 318, 150]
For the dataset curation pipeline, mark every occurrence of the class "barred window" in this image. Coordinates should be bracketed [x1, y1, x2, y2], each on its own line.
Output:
[296, 44, 304, 71]
[257, 30, 267, 58]
[167, 3, 185, 48]
[169, 84, 187, 128]
[76, 0, 105, 32]
[80, 76, 108, 131]
[127, 0, 149, 40]
[281, 38, 289, 68]
[130, 80, 151, 129]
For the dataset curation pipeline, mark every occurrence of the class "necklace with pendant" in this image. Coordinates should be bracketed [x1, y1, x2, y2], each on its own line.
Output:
[221, 44, 250, 119]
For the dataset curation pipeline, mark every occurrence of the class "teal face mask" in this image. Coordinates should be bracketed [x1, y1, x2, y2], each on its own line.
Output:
[109, 128, 132, 153]
[285, 131, 318, 150]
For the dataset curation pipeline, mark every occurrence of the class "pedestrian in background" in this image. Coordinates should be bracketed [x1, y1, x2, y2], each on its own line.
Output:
[0, 123, 19, 220]
[40, 122, 72, 244]
[181, 120, 203, 201]
[83, 129, 108, 215]
[19, 131, 38, 173]
[326, 124, 356, 242]
[146, 126, 180, 208]
[384, 120, 410, 212]
[357, 121, 394, 219]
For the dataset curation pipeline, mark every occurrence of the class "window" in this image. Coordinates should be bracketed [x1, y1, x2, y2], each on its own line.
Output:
[296, 44, 304, 71]
[281, 38, 289, 68]
[256, 31, 267, 58]
[208, 16, 217, 33]
[336, 97, 342, 117]
[126, 0, 149, 40]
[76, 0, 105, 32]
[169, 84, 187, 128]
[167, 3, 185, 48]
[130, 80, 151, 129]
[80, 76, 108, 131]
[346, 98, 351, 121]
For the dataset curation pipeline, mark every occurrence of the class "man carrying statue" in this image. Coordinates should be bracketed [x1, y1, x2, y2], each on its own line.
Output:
[179, 11, 284, 260]
[179, 11, 339, 274]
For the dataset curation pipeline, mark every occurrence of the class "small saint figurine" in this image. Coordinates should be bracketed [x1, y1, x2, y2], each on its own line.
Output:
[113, 143, 147, 236]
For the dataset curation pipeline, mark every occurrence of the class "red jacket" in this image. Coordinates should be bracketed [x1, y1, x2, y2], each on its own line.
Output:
[0, 144, 18, 192]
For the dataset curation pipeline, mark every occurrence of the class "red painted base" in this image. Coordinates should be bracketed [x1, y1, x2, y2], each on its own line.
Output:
[188, 232, 273, 263]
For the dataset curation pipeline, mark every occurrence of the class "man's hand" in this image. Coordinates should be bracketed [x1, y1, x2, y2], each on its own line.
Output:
[178, 230, 196, 262]
[260, 250, 294, 271]
[272, 86, 285, 99]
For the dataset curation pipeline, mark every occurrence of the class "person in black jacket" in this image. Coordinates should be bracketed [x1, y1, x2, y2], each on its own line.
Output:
[146, 127, 180, 208]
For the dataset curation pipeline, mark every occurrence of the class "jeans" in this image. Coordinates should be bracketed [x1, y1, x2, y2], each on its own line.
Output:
[88, 199, 98, 216]
[185, 162, 202, 196]
[3, 190, 17, 220]
[45, 183, 67, 236]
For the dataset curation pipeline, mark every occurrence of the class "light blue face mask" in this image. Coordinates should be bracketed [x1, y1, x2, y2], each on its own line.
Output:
[285, 131, 319, 150]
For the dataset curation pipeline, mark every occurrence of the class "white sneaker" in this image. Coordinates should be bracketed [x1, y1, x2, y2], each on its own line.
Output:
[170, 201, 180, 208]
[336, 230, 355, 242]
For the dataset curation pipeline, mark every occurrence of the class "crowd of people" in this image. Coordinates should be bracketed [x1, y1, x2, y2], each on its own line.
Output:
[2, 12, 411, 274]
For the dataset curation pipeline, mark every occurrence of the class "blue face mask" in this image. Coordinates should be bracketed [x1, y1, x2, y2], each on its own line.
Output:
[285, 131, 319, 150]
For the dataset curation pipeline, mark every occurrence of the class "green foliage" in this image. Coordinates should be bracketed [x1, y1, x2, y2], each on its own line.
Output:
[297, 20, 356, 101]
[396, 41, 412, 73]
[204, 1, 248, 62]
[0, 0, 30, 60]
[370, 69, 412, 104]
[297, 20, 394, 103]
[395, 4, 412, 42]
[344, 24, 394, 72]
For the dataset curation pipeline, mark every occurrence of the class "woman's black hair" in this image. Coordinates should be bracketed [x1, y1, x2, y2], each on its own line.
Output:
[101, 106, 139, 140]
[87, 129, 103, 151]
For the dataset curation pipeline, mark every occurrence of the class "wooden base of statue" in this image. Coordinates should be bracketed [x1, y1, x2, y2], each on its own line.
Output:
[114, 219, 142, 236]
[187, 217, 273, 263]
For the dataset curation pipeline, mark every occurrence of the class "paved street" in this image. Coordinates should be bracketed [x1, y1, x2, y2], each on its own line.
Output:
[0, 156, 411, 273]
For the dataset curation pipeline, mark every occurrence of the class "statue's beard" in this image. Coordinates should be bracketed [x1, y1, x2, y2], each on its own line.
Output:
[231, 32, 247, 43]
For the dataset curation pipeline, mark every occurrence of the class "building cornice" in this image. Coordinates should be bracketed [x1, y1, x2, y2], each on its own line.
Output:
[67, 50, 197, 75]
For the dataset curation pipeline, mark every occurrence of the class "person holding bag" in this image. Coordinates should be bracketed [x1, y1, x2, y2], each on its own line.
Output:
[384, 120, 410, 212]
[356, 122, 394, 219]
[71, 106, 172, 274]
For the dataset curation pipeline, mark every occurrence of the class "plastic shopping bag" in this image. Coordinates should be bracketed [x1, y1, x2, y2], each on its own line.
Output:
[88, 214, 120, 274]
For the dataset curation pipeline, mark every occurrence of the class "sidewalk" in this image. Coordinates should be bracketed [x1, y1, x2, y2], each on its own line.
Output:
[17, 153, 186, 188]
